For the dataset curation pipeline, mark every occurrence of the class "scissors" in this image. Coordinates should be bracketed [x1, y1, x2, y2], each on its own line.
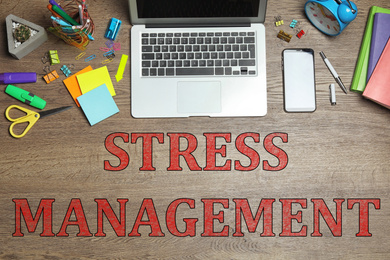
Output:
[5, 105, 72, 138]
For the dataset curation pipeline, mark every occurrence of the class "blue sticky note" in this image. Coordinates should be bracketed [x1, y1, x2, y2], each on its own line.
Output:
[77, 84, 119, 126]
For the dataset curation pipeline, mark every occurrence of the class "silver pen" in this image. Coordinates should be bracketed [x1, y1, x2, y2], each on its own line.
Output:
[319, 51, 348, 94]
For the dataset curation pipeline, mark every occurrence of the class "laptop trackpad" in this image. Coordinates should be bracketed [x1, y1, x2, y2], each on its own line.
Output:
[177, 81, 221, 114]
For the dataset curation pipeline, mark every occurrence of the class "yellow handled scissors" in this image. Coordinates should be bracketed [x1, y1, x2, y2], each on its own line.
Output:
[5, 105, 72, 138]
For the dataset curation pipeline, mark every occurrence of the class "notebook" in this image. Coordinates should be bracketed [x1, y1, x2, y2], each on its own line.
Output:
[129, 0, 268, 118]
[367, 13, 390, 82]
[363, 37, 390, 109]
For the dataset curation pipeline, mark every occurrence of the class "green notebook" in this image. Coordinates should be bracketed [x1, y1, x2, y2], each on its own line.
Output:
[351, 6, 390, 93]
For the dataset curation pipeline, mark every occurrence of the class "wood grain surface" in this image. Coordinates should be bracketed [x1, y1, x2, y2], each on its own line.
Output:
[1, 0, 390, 259]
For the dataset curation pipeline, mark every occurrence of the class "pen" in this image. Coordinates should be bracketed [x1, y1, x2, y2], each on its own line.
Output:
[319, 51, 348, 94]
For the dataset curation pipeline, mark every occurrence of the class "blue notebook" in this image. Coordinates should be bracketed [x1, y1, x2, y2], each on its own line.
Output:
[367, 13, 390, 82]
[77, 84, 119, 126]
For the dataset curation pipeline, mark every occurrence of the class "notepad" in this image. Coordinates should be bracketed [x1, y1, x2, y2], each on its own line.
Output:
[76, 66, 116, 96]
[77, 84, 119, 126]
[63, 65, 93, 107]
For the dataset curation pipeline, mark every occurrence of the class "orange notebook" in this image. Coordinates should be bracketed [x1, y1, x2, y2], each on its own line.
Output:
[363, 37, 390, 109]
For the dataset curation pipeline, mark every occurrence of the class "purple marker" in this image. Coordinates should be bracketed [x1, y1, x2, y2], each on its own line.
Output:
[0, 72, 37, 84]
[49, 0, 65, 12]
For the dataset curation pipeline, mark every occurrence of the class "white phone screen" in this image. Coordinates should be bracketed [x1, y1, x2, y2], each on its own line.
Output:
[282, 49, 316, 112]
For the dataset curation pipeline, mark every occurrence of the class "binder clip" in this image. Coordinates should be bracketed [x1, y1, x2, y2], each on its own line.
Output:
[275, 16, 284, 27]
[42, 66, 59, 84]
[296, 30, 305, 39]
[60, 64, 74, 77]
[290, 19, 298, 28]
[49, 50, 60, 65]
[104, 18, 122, 41]
[277, 30, 292, 43]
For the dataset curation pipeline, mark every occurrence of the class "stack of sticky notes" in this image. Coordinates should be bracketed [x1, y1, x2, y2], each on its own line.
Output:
[63, 66, 119, 126]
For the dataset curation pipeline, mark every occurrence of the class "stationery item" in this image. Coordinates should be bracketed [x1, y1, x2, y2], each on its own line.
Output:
[363, 38, 390, 109]
[76, 66, 116, 96]
[350, 6, 390, 93]
[5, 105, 72, 138]
[277, 30, 292, 42]
[5, 85, 46, 109]
[63, 65, 93, 107]
[0, 72, 37, 84]
[115, 54, 128, 82]
[75, 52, 86, 60]
[84, 54, 96, 61]
[51, 4, 79, 26]
[49, 50, 60, 65]
[49, 0, 65, 12]
[105, 18, 122, 40]
[305, 0, 357, 36]
[60, 65, 72, 77]
[296, 30, 305, 39]
[319, 51, 347, 94]
[43, 70, 59, 84]
[275, 16, 284, 26]
[130, 0, 268, 118]
[367, 13, 390, 81]
[329, 84, 336, 105]
[77, 84, 119, 126]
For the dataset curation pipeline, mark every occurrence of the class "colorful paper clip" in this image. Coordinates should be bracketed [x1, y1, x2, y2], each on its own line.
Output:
[60, 65, 73, 77]
[49, 50, 60, 65]
[85, 54, 96, 62]
[113, 42, 121, 51]
[103, 50, 115, 57]
[290, 19, 298, 28]
[100, 47, 111, 52]
[43, 69, 59, 84]
[277, 30, 292, 43]
[75, 52, 86, 60]
[102, 58, 114, 64]
[275, 16, 284, 27]
[105, 18, 122, 41]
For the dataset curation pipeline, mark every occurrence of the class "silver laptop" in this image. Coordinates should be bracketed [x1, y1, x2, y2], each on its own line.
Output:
[129, 0, 268, 118]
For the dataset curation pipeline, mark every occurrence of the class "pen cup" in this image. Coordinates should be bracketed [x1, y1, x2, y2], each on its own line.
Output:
[47, 0, 95, 50]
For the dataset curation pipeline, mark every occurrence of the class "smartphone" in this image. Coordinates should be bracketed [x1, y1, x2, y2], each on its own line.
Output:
[282, 49, 316, 112]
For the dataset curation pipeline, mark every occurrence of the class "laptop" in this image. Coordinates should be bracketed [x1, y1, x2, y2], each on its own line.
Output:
[129, 0, 268, 118]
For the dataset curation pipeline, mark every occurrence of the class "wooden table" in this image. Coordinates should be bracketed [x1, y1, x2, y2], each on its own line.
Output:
[1, 0, 390, 258]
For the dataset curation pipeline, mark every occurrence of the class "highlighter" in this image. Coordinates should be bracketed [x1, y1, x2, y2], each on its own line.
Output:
[5, 85, 46, 109]
[0, 72, 37, 84]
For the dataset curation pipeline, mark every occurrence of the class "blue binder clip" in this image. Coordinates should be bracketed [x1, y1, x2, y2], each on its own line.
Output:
[104, 18, 121, 41]
[60, 65, 72, 77]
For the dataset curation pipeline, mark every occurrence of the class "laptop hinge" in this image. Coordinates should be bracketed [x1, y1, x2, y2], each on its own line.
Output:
[146, 23, 251, 28]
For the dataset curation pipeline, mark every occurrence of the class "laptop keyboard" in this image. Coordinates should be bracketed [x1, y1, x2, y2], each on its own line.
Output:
[140, 31, 257, 77]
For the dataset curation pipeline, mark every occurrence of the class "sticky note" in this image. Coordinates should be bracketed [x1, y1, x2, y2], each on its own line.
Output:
[63, 66, 93, 107]
[77, 84, 119, 126]
[76, 66, 116, 96]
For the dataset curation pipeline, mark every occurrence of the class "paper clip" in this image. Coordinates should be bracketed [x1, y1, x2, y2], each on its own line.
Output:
[75, 52, 86, 60]
[105, 40, 114, 48]
[102, 58, 114, 64]
[103, 50, 115, 57]
[100, 47, 111, 52]
[113, 42, 121, 51]
[85, 54, 96, 62]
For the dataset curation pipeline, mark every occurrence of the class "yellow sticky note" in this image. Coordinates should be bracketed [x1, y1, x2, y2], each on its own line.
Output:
[76, 66, 116, 96]
[63, 66, 93, 107]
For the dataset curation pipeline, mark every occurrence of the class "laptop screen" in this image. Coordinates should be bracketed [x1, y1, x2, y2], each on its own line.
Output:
[137, 0, 260, 19]
[129, 0, 267, 25]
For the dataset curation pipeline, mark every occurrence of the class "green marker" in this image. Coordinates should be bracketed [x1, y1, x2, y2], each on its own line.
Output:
[5, 85, 46, 109]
